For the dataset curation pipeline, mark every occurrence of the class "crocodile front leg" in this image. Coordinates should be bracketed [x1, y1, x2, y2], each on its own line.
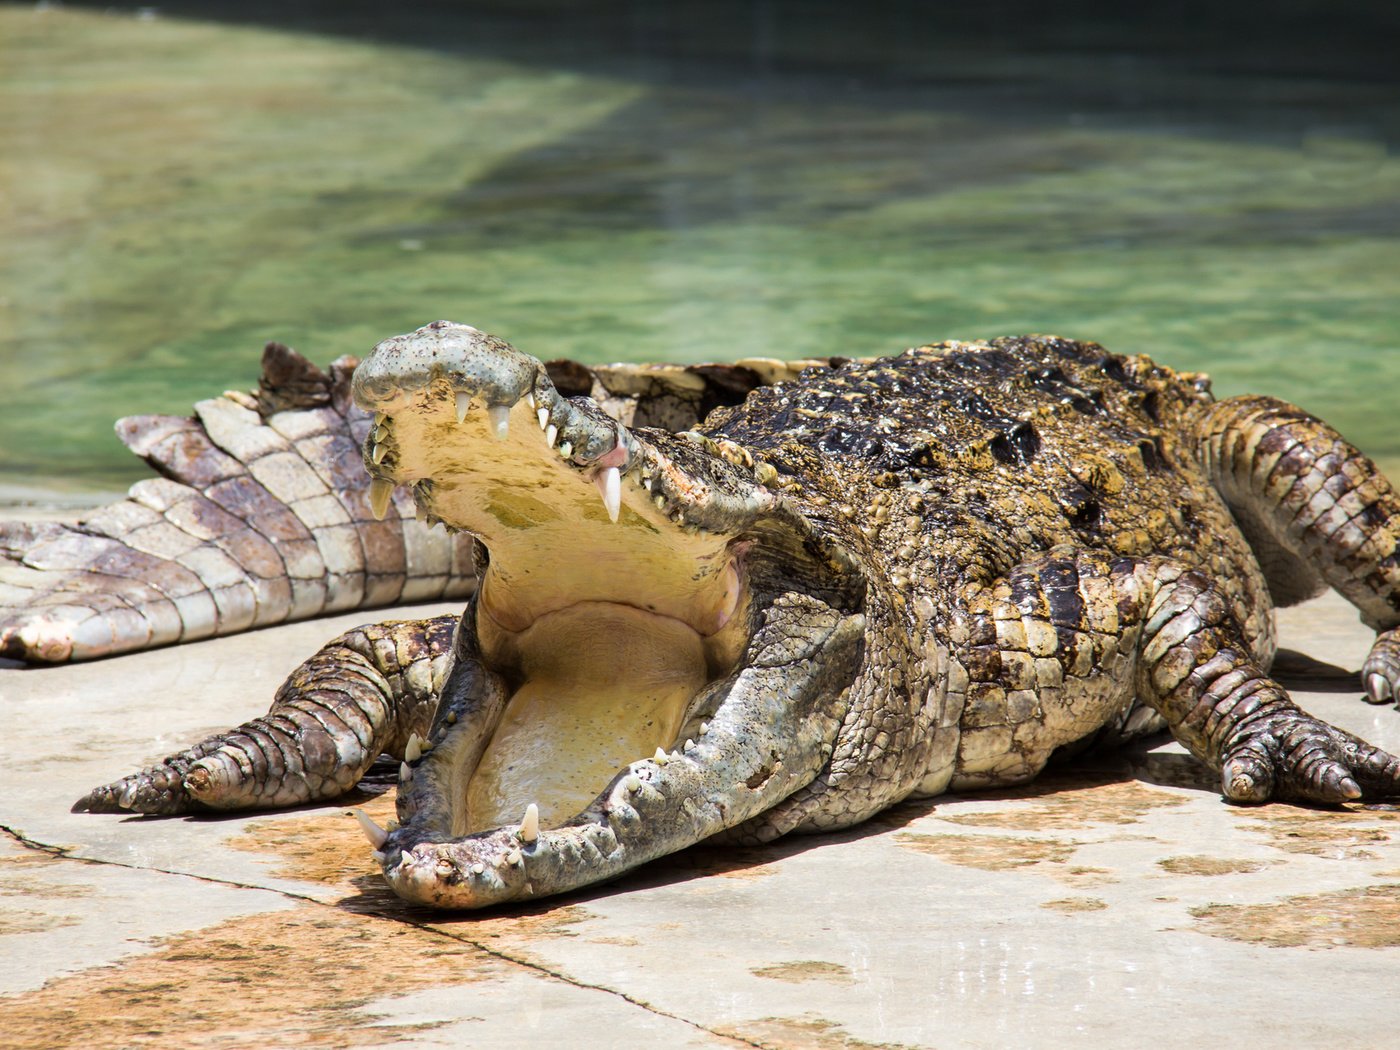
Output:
[940, 548, 1400, 804]
[378, 593, 863, 909]
[1199, 395, 1400, 707]
[1128, 560, 1400, 802]
[72, 615, 458, 814]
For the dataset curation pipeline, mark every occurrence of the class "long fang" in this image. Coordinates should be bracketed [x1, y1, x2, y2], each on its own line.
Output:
[369, 478, 394, 520]
[596, 466, 622, 523]
[350, 809, 388, 848]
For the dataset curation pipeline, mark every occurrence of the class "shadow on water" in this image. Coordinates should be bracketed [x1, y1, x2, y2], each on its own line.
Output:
[51, 0, 1399, 248]
[58, 1, 1400, 97]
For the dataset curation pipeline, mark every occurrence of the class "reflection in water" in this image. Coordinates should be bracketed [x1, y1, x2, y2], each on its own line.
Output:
[0, 2, 1396, 493]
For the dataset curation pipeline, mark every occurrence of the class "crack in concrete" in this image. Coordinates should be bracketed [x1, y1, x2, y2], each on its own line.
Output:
[0, 823, 760, 1048]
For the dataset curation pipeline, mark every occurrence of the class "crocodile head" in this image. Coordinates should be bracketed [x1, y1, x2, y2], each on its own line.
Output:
[352, 321, 866, 908]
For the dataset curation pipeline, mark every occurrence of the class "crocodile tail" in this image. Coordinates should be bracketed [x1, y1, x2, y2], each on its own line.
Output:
[0, 343, 476, 663]
[0, 339, 840, 663]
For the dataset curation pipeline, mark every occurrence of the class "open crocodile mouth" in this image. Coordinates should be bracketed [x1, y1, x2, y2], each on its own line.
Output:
[349, 321, 819, 906]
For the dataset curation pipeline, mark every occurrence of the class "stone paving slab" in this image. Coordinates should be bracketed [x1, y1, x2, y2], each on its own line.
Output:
[2, 591, 1399, 1049]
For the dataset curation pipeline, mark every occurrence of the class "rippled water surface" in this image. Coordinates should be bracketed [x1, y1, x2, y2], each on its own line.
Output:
[1, 2, 1397, 494]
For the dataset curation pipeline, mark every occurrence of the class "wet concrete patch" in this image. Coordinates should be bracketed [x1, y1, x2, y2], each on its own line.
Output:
[0, 910, 80, 936]
[721, 1014, 925, 1050]
[0, 904, 506, 1049]
[940, 773, 1189, 831]
[751, 960, 855, 984]
[1157, 855, 1266, 876]
[1040, 896, 1108, 912]
[1061, 864, 1117, 885]
[1190, 885, 1400, 949]
[0, 851, 95, 899]
[227, 791, 399, 890]
[1233, 805, 1399, 859]
[894, 831, 1078, 870]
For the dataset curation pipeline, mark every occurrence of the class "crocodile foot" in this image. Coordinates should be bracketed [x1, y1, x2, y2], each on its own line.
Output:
[1362, 628, 1400, 708]
[1220, 707, 1400, 804]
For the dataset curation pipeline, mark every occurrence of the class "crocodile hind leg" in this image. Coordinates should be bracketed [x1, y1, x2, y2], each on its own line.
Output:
[1199, 395, 1400, 705]
[943, 549, 1400, 804]
[72, 614, 458, 814]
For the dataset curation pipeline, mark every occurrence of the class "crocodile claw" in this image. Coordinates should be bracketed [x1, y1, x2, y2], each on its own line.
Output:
[1222, 713, 1396, 805]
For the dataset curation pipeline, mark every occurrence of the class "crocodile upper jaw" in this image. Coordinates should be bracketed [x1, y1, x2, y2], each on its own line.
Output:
[352, 321, 762, 836]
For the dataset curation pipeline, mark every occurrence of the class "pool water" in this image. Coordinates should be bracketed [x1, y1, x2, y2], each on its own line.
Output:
[1, 2, 1397, 495]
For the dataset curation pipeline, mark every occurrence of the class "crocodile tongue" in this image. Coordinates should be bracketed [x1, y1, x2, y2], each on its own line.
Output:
[465, 603, 707, 830]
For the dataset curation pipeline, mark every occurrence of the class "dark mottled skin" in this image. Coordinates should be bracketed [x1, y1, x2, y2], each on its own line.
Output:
[72, 325, 1400, 909]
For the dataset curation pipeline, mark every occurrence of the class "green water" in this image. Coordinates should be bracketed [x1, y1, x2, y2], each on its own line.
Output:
[1, 3, 1397, 495]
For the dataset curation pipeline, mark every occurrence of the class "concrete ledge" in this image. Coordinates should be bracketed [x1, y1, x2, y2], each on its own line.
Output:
[2, 591, 1398, 1047]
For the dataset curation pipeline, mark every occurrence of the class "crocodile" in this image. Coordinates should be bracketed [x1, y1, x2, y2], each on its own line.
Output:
[60, 320, 1400, 910]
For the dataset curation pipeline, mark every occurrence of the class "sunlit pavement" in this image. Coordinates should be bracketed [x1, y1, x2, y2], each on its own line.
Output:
[1, 589, 1397, 1048]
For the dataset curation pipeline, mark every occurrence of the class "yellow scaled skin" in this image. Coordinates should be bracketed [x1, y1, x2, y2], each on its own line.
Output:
[468, 603, 708, 831]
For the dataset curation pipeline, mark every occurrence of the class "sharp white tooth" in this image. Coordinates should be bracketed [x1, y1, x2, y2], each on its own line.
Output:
[683, 738, 696, 753]
[596, 466, 621, 523]
[625, 774, 642, 793]
[526, 392, 536, 411]
[488, 404, 510, 440]
[404, 733, 423, 763]
[371, 849, 387, 864]
[507, 848, 523, 866]
[471, 862, 486, 876]
[520, 802, 540, 844]
[546, 423, 558, 447]
[643, 478, 653, 492]
[399, 762, 413, 783]
[558, 440, 572, 459]
[349, 809, 389, 848]
[371, 441, 388, 464]
[455, 391, 471, 423]
[653, 494, 667, 510]
[537, 407, 550, 430]
[699, 721, 709, 736]
[653, 747, 669, 766]
[445, 710, 458, 724]
[369, 478, 394, 520]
